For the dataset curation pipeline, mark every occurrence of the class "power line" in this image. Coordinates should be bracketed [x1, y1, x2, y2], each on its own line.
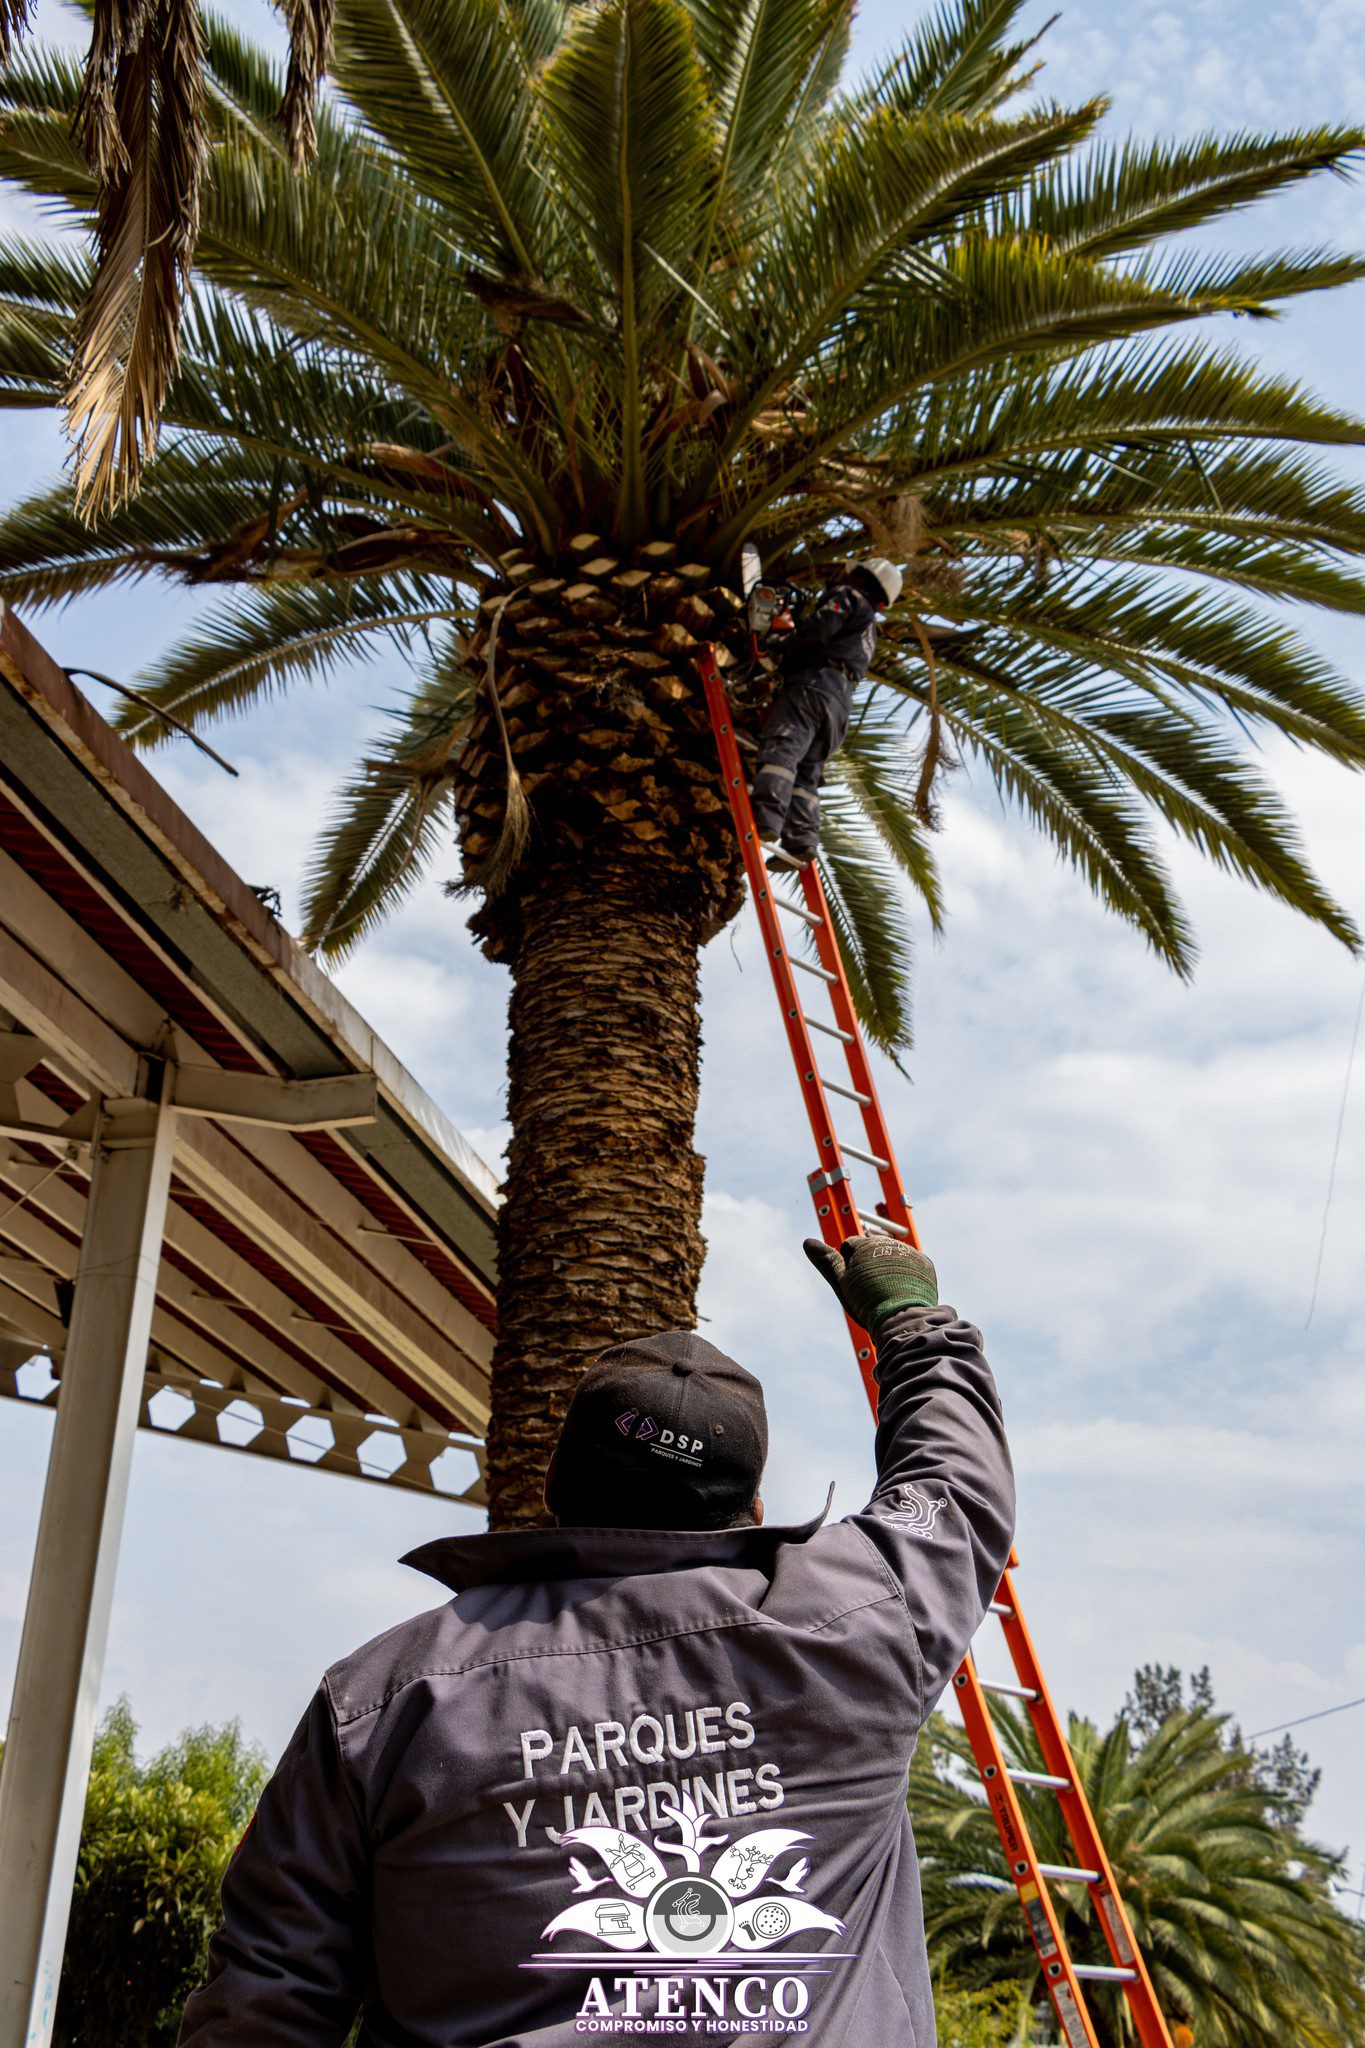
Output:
[1247, 1695, 1365, 1742]
[1305, 967, 1365, 1329]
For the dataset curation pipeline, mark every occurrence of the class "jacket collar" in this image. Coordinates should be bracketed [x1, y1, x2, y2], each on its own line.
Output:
[402, 1486, 834, 1594]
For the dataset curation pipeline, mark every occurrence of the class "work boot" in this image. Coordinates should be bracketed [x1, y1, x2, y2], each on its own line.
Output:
[779, 839, 818, 868]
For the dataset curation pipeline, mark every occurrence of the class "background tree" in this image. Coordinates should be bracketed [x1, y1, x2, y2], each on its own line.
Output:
[912, 1682, 1365, 2048]
[1124, 1662, 1321, 1825]
[0, 1700, 268, 2048]
[4, 0, 1365, 1523]
[934, 1979, 1034, 2046]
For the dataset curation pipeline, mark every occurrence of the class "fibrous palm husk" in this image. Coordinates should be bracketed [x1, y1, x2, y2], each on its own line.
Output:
[451, 547, 747, 958]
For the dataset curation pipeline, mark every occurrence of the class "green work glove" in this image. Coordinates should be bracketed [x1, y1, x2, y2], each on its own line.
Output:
[803, 1234, 938, 1338]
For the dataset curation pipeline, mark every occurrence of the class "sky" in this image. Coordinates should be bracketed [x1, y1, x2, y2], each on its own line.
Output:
[2, 0, 1364, 1916]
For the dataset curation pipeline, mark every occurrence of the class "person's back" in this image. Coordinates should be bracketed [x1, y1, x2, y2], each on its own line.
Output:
[179, 1237, 1015, 2046]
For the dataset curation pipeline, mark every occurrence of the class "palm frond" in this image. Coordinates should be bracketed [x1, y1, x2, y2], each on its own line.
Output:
[1017, 127, 1365, 258]
[913, 1702, 1365, 2048]
[302, 629, 475, 955]
[122, 575, 460, 738]
[686, 0, 850, 246]
[537, 0, 715, 534]
[883, 646, 1198, 972]
[65, 0, 207, 513]
[333, 0, 547, 276]
[814, 800, 916, 1052]
[4, 0, 1365, 1039]
[855, 0, 1044, 120]
[829, 702, 947, 930]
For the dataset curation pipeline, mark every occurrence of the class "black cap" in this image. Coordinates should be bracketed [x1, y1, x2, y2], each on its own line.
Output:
[546, 1331, 768, 1531]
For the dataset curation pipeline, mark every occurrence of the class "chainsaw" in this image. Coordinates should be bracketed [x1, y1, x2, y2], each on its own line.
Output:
[739, 541, 806, 652]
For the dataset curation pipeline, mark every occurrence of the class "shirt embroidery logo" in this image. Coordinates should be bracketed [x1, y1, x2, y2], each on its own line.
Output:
[883, 1484, 947, 1537]
[532, 1792, 853, 2031]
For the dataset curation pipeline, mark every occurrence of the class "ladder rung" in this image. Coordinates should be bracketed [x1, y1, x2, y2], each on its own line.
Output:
[775, 895, 822, 929]
[1008, 1768, 1072, 1791]
[1038, 1863, 1100, 1885]
[803, 1014, 854, 1043]
[855, 1209, 910, 1239]
[979, 1678, 1039, 1702]
[1073, 1965, 1137, 1983]
[841, 1140, 891, 1171]
[989, 1600, 1013, 1616]
[820, 1076, 872, 1107]
[792, 956, 838, 984]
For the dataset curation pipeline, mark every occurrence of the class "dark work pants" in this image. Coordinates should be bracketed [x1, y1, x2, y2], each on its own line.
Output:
[750, 672, 851, 855]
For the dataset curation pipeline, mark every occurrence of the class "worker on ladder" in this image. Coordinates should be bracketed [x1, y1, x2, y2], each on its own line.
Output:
[750, 556, 903, 865]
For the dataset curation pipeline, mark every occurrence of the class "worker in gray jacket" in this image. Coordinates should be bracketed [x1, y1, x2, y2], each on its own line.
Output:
[179, 1234, 1015, 2047]
[750, 557, 903, 865]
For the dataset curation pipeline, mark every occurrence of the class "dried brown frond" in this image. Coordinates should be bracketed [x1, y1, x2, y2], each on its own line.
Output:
[909, 614, 957, 828]
[466, 270, 590, 332]
[0, 0, 35, 63]
[73, 0, 156, 184]
[278, 0, 335, 172]
[66, 0, 207, 517]
[462, 598, 533, 898]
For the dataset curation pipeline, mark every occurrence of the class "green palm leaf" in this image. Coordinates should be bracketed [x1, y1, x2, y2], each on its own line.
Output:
[3, 0, 1365, 1051]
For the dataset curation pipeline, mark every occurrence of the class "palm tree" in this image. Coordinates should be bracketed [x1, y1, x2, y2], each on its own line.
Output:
[3, 0, 1365, 1524]
[912, 1703, 1365, 2047]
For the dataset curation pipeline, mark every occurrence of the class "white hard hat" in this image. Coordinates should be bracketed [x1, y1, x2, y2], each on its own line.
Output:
[857, 557, 902, 607]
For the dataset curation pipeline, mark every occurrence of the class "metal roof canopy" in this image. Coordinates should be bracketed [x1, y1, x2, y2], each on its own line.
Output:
[0, 603, 497, 1488]
[0, 605, 500, 2046]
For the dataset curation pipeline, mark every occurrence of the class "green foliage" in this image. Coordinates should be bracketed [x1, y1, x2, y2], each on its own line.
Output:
[935, 1979, 1034, 2046]
[3, 0, 1365, 1044]
[4, 1701, 269, 2048]
[913, 1684, 1365, 2048]
[1123, 1661, 1321, 1826]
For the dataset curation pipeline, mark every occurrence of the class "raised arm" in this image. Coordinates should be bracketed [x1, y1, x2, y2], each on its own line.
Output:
[785, 583, 877, 654]
[804, 1237, 1016, 1714]
[178, 1686, 366, 2046]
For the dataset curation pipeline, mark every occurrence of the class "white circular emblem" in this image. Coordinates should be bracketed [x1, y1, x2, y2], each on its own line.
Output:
[749, 1901, 791, 1941]
[644, 1875, 734, 1957]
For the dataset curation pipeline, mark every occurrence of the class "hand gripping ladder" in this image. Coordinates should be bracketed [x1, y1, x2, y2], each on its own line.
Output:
[700, 648, 1173, 2048]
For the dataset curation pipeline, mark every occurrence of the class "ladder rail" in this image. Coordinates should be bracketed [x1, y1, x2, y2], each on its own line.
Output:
[951, 1661, 1102, 2048]
[997, 1566, 1173, 2047]
[800, 861, 918, 1243]
[700, 648, 1172, 2048]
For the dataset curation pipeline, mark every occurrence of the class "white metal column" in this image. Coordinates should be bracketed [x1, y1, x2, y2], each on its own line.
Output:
[0, 1086, 175, 2048]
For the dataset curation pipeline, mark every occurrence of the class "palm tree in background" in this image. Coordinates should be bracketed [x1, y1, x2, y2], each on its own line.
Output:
[912, 1702, 1365, 2046]
[3, 0, 1365, 1523]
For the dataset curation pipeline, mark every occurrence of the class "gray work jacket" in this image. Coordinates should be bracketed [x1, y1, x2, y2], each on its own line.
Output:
[179, 1305, 1015, 2047]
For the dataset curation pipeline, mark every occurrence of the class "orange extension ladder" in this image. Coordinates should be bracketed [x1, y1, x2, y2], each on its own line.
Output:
[701, 647, 1174, 2048]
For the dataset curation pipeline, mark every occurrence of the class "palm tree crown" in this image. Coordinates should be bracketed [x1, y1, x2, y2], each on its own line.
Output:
[2, 0, 1365, 1049]
[912, 1701, 1365, 2047]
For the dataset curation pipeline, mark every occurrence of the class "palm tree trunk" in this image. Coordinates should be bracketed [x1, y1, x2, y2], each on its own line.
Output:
[486, 846, 708, 1529]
